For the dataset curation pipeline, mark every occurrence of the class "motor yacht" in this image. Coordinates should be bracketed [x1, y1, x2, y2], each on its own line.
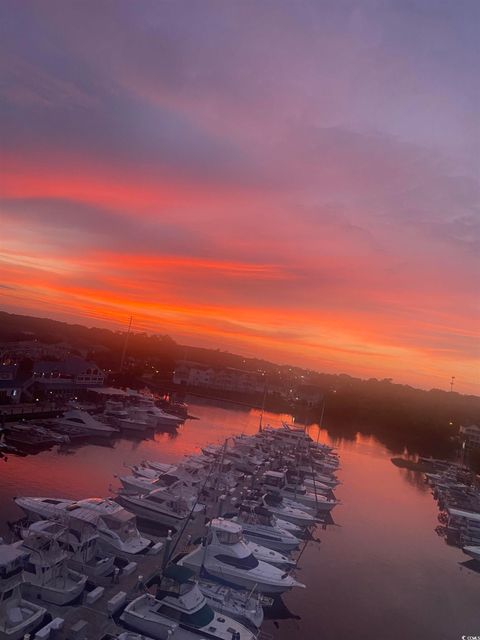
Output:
[133, 399, 183, 429]
[261, 471, 338, 513]
[18, 520, 114, 578]
[102, 401, 147, 431]
[230, 504, 300, 552]
[144, 461, 206, 488]
[198, 578, 264, 630]
[16, 524, 87, 605]
[298, 468, 339, 488]
[120, 563, 254, 640]
[117, 487, 204, 530]
[0, 543, 46, 640]
[178, 518, 304, 594]
[224, 450, 263, 475]
[5, 424, 69, 449]
[260, 493, 317, 527]
[15, 497, 152, 556]
[54, 410, 118, 437]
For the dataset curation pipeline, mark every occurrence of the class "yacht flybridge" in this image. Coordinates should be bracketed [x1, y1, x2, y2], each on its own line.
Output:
[14, 497, 152, 555]
[0, 543, 46, 640]
[178, 518, 305, 594]
[15, 524, 87, 605]
[18, 520, 114, 578]
[120, 563, 255, 640]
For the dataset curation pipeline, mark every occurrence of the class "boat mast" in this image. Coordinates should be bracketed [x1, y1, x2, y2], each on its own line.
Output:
[119, 315, 133, 372]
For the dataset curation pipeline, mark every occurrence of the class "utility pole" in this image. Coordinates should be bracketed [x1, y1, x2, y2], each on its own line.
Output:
[120, 316, 133, 372]
[450, 376, 455, 393]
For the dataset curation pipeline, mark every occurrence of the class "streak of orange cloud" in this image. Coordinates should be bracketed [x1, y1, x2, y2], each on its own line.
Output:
[0, 153, 263, 218]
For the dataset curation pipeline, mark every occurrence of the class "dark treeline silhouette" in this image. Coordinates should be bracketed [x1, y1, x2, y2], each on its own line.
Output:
[1, 311, 478, 457]
[310, 378, 480, 457]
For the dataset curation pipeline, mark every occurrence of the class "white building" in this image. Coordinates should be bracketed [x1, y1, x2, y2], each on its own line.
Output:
[460, 424, 480, 449]
[173, 362, 264, 394]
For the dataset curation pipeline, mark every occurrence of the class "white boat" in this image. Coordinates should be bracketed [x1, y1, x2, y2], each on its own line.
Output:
[231, 504, 300, 552]
[54, 409, 118, 437]
[198, 578, 264, 630]
[0, 543, 46, 640]
[16, 525, 87, 606]
[133, 399, 183, 428]
[224, 450, 263, 475]
[143, 461, 207, 489]
[21, 520, 114, 578]
[261, 493, 317, 527]
[103, 400, 130, 425]
[178, 519, 304, 594]
[15, 497, 152, 556]
[262, 471, 338, 513]
[117, 487, 204, 530]
[133, 463, 177, 479]
[103, 402, 151, 432]
[119, 474, 174, 494]
[120, 563, 254, 640]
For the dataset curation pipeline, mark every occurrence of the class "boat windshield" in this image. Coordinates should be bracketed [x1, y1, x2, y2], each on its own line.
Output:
[217, 530, 242, 545]
[160, 603, 215, 629]
[215, 553, 259, 570]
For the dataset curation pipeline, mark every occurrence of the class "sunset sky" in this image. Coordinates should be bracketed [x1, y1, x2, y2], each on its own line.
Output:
[1, 1, 479, 393]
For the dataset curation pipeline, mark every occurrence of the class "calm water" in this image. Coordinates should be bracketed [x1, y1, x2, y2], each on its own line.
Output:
[0, 397, 478, 640]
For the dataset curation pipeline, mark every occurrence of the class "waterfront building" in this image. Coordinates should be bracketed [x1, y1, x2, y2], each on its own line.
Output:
[459, 424, 480, 449]
[173, 361, 265, 394]
[33, 356, 105, 391]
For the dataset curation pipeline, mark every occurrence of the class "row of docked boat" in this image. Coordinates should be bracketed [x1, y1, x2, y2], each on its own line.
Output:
[1, 397, 186, 453]
[424, 462, 480, 561]
[2, 422, 341, 640]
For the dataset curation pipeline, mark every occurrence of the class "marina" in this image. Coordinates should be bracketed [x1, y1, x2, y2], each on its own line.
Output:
[0, 395, 341, 640]
[1, 399, 480, 639]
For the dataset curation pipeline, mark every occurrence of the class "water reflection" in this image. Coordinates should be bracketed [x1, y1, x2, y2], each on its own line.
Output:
[0, 397, 479, 639]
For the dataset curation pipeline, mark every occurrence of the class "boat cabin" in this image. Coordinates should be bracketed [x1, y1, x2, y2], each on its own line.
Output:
[262, 471, 286, 490]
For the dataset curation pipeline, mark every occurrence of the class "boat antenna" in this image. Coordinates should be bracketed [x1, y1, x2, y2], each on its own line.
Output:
[119, 315, 133, 372]
[316, 397, 326, 446]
